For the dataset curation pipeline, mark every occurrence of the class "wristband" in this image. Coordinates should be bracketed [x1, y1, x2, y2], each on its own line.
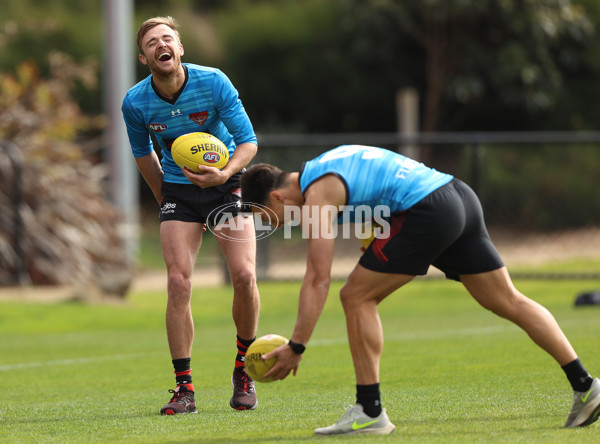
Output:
[288, 339, 306, 355]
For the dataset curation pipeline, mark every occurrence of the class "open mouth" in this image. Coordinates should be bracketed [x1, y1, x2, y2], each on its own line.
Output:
[157, 52, 173, 62]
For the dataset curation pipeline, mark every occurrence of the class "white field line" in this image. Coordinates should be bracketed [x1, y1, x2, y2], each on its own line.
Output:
[0, 319, 589, 371]
[0, 351, 161, 372]
[310, 324, 517, 347]
[0, 327, 507, 372]
[310, 318, 588, 347]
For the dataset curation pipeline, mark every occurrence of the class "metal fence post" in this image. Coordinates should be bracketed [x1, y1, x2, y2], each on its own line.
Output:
[221, 252, 231, 284]
[1, 141, 29, 285]
[256, 236, 270, 281]
[471, 142, 482, 198]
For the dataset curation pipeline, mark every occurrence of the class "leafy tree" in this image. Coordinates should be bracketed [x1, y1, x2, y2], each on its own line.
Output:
[213, 0, 596, 132]
[545, 0, 600, 130]
[2, 0, 598, 133]
[397, 0, 595, 132]
[1, 0, 103, 113]
[212, 0, 407, 131]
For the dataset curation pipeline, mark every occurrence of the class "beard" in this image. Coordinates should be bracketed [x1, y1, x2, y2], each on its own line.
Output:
[147, 53, 182, 80]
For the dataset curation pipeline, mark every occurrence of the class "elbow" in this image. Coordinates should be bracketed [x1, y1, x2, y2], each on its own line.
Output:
[247, 142, 258, 157]
[237, 141, 257, 151]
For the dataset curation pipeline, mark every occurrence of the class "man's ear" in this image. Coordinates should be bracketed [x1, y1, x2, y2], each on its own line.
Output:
[180, 44, 184, 56]
[138, 53, 148, 65]
[270, 190, 284, 204]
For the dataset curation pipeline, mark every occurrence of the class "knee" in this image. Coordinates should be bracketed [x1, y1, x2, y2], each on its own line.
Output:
[167, 272, 192, 305]
[339, 282, 362, 312]
[230, 265, 256, 294]
[480, 288, 526, 318]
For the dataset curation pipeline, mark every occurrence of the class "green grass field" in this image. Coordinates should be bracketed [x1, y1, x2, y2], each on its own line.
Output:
[1, 278, 599, 443]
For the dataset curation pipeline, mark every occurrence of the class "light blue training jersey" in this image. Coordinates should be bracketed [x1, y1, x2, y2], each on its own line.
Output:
[299, 145, 453, 220]
[122, 63, 257, 184]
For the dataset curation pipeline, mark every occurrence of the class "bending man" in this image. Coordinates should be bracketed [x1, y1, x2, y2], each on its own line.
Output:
[241, 144, 599, 435]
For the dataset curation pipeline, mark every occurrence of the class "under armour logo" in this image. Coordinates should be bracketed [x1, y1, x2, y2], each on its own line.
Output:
[171, 109, 182, 117]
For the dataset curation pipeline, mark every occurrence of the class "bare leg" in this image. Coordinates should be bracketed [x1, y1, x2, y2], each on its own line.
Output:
[214, 215, 260, 340]
[214, 215, 261, 410]
[461, 267, 577, 366]
[340, 264, 414, 385]
[160, 220, 203, 359]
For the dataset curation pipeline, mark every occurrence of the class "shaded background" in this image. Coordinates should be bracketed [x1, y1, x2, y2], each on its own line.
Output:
[1, 0, 599, 291]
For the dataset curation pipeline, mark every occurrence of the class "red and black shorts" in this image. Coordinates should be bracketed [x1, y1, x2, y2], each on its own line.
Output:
[359, 178, 504, 281]
[159, 171, 243, 227]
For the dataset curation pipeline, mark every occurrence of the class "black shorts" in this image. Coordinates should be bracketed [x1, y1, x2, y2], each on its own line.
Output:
[359, 178, 504, 281]
[159, 172, 243, 227]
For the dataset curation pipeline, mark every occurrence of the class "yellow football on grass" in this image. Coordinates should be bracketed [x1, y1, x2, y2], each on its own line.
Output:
[244, 334, 289, 383]
[171, 132, 229, 171]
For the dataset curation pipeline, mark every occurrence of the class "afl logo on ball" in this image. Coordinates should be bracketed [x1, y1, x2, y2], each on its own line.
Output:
[203, 152, 221, 164]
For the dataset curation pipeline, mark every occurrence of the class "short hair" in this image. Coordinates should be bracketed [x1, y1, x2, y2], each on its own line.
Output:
[136, 16, 181, 55]
[241, 163, 289, 205]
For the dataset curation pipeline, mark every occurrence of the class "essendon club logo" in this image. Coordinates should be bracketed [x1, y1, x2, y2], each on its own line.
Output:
[203, 152, 221, 164]
[189, 111, 209, 126]
[148, 123, 167, 132]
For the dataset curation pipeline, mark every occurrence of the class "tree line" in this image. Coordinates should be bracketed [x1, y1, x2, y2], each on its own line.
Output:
[2, 0, 599, 133]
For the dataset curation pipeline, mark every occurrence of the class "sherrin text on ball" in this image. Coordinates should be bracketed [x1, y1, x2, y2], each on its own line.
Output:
[171, 132, 230, 172]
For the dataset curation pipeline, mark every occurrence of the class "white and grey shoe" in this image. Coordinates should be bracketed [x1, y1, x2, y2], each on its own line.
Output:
[564, 377, 600, 428]
[314, 404, 396, 435]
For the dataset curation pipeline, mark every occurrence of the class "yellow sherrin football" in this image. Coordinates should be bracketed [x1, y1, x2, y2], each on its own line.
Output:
[171, 132, 229, 171]
[244, 334, 289, 383]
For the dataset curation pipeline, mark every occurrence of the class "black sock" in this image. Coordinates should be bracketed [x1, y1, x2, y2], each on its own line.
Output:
[236, 335, 255, 370]
[356, 383, 382, 418]
[562, 358, 593, 392]
[172, 357, 193, 389]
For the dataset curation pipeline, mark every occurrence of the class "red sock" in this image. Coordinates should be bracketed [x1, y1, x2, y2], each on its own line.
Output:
[175, 370, 194, 391]
[236, 335, 255, 369]
[173, 358, 194, 391]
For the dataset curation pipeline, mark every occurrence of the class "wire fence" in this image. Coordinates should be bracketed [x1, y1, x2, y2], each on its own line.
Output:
[2, 133, 600, 289]
[242, 132, 600, 281]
